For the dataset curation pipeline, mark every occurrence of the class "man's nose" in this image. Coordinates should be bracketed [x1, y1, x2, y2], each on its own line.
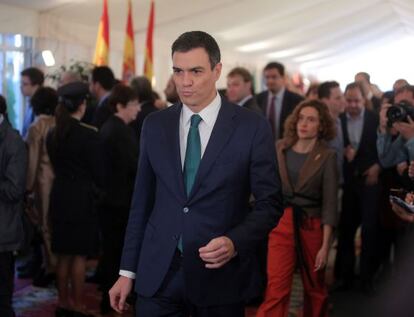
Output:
[183, 72, 193, 86]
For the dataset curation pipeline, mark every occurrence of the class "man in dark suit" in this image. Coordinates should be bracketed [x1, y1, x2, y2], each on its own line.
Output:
[89, 66, 115, 129]
[256, 62, 303, 140]
[226, 67, 262, 114]
[109, 31, 283, 317]
[334, 82, 381, 293]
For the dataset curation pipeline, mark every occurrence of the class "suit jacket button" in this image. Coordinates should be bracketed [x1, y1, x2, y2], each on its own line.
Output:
[183, 207, 189, 213]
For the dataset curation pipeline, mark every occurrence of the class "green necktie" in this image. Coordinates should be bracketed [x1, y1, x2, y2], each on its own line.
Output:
[183, 114, 202, 195]
[178, 114, 202, 253]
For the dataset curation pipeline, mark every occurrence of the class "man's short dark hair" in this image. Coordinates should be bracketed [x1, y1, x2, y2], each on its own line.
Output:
[227, 67, 253, 83]
[91, 66, 115, 91]
[21, 67, 44, 86]
[263, 62, 285, 76]
[318, 81, 340, 99]
[171, 31, 221, 69]
[31, 87, 58, 116]
[345, 82, 366, 99]
[395, 85, 414, 99]
[130, 76, 154, 103]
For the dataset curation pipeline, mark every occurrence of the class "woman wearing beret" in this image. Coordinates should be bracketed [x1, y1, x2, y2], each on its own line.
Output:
[47, 82, 104, 317]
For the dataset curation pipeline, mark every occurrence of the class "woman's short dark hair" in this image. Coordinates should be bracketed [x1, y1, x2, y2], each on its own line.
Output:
[31, 87, 58, 115]
[108, 84, 137, 113]
[283, 99, 336, 146]
[130, 76, 154, 103]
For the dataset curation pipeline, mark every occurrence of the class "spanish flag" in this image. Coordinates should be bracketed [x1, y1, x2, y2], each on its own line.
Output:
[93, 0, 110, 66]
[122, 0, 135, 82]
[143, 0, 155, 82]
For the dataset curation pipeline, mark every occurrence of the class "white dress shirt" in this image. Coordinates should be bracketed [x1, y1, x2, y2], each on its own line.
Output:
[119, 92, 222, 279]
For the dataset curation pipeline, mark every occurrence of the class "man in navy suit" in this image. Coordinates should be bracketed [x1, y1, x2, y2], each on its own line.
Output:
[109, 31, 283, 317]
[256, 62, 303, 140]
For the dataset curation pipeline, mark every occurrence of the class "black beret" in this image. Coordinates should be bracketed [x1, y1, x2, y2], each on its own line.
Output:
[57, 82, 89, 100]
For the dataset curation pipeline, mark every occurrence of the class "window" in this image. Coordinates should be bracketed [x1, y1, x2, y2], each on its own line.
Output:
[0, 34, 32, 132]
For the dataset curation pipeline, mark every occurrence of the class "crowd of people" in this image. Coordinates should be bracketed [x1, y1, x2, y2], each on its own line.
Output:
[1, 30, 414, 317]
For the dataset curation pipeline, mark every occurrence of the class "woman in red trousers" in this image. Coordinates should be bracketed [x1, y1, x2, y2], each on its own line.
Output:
[257, 99, 338, 317]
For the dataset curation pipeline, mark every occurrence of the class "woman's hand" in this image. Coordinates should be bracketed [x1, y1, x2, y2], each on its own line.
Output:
[314, 246, 329, 271]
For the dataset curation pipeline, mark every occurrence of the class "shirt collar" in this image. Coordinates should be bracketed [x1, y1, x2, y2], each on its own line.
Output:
[238, 95, 253, 106]
[269, 87, 285, 100]
[182, 92, 221, 128]
[346, 107, 365, 121]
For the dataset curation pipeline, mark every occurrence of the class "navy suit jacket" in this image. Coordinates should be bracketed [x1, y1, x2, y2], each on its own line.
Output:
[120, 98, 283, 306]
[256, 89, 304, 139]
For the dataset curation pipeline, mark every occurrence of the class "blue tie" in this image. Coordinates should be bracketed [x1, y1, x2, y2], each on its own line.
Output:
[178, 114, 202, 253]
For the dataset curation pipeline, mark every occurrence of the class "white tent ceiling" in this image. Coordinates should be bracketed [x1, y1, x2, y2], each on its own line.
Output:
[0, 0, 413, 89]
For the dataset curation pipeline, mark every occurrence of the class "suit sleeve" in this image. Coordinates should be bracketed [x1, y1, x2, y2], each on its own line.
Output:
[120, 118, 156, 273]
[0, 134, 27, 203]
[226, 118, 284, 254]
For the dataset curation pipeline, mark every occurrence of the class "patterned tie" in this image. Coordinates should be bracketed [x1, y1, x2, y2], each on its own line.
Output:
[178, 114, 202, 253]
[268, 95, 277, 138]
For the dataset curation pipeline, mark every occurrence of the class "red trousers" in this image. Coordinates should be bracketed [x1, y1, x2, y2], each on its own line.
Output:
[257, 207, 328, 317]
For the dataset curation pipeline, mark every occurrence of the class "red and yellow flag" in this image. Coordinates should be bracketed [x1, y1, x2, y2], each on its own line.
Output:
[143, 0, 155, 82]
[122, 0, 136, 82]
[93, 0, 110, 66]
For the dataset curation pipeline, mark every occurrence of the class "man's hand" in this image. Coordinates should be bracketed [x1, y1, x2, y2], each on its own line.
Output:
[344, 145, 356, 162]
[391, 201, 414, 223]
[408, 161, 414, 178]
[397, 161, 408, 176]
[199, 236, 236, 269]
[379, 103, 391, 133]
[393, 117, 414, 140]
[109, 276, 133, 314]
[363, 163, 381, 186]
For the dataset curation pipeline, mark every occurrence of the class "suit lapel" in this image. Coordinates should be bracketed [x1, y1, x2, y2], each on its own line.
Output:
[163, 104, 186, 201]
[295, 141, 327, 192]
[356, 110, 369, 156]
[276, 140, 294, 194]
[188, 101, 237, 201]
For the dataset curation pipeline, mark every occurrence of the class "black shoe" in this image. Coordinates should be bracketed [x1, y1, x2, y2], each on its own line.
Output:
[329, 280, 353, 293]
[33, 270, 56, 287]
[72, 311, 94, 317]
[55, 307, 73, 317]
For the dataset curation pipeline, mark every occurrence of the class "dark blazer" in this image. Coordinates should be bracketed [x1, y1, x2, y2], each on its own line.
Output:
[129, 100, 158, 147]
[47, 119, 104, 225]
[256, 89, 304, 138]
[277, 139, 338, 226]
[241, 96, 263, 115]
[120, 98, 284, 306]
[0, 120, 27, 252]
[100, 115, 138, 215]
[340, 109, 379, 184]
[92, 96, 112, 129]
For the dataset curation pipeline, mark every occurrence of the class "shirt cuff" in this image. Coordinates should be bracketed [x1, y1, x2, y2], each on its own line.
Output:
[119, 270, 136, 279]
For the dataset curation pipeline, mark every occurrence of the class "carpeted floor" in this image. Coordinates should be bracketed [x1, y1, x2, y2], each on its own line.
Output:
[13, 275, 304, 317]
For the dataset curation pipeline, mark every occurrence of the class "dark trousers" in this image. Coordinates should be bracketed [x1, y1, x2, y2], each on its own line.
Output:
[0, 251, 15, 317]
[335, 178, 381, 284]
[136, 251, 244, 317]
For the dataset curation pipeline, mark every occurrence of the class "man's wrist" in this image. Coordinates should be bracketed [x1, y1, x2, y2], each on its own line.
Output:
[119, 270, 136, 279]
